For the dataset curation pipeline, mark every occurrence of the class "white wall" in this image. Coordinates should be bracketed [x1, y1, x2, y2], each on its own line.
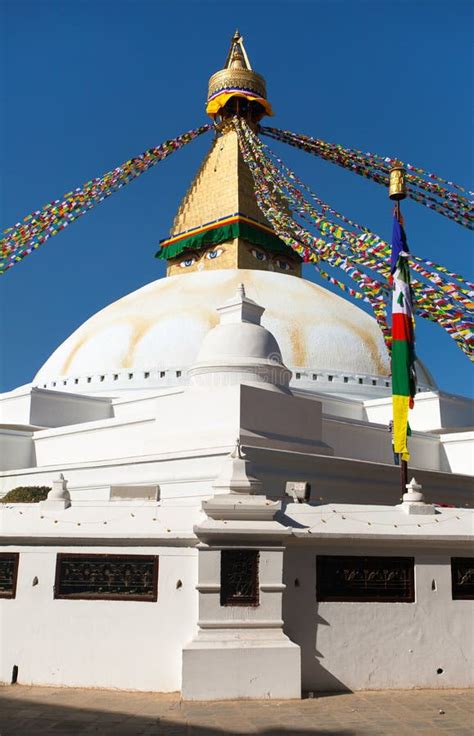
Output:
[322, 417, 442, 471]
[364, 391, 474, 432]
[440, 431, 474, 475]
[0, 430, 34, 471]
[0, 544, 197, 691]
[33, 417, 155, 466]
[283, 542, 473, 692]
[0, 386, 113, 429]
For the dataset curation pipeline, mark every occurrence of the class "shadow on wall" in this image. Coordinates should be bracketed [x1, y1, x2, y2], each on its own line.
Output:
[0, 687, 356, 736]
[282, 549, 352, 694]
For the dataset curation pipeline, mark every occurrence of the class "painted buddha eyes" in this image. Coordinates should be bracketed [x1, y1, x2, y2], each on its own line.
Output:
[251, 248, 267, 262]
[206, 248, 224, 260]
[250, 248, 293, 271]
[177, 247, 294, 272]
[179, 248, 224, 268]
[276, 259, 292, 271]
[180, 257, 196, 268]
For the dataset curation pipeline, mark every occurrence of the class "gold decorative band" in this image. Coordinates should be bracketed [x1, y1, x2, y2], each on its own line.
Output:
[208, 68, 266, 101]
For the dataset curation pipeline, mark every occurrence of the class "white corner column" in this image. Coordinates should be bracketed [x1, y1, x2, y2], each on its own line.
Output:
[182, 446, 300, 700]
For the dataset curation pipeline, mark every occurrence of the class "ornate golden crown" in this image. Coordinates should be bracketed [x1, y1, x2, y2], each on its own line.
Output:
[206, 31, 272, 118]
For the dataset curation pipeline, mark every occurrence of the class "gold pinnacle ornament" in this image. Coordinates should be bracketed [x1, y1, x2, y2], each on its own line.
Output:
[206, 30, 272, 119]
[389, 167, 407, 200]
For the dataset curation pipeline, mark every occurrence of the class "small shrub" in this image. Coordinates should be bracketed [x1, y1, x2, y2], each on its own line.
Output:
[1, 486, 51, 503]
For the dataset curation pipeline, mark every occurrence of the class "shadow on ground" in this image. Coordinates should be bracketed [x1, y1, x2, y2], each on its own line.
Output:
[0, 687, 355, 736]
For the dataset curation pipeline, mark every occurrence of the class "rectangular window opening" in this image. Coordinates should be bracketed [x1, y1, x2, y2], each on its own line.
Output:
[0, 553, 20, 599]
[54, 554, 158, 602]
[220, 549, 259, 607]
[451, 558, 474, 600]
[316, 555, 414, 603]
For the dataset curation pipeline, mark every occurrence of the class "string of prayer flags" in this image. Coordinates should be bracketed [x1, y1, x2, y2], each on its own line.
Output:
[260, 127, 473, 230]
[0, 125, 212, 274]
[235, 119, 473, 360]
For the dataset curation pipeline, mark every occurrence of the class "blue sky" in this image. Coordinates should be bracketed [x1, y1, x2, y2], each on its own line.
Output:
[1, 0, 472, 395]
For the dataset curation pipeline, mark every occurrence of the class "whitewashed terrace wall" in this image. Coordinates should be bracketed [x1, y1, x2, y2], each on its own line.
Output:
[283, 542, 473, 692]
[440, 432, 474, 475]
[0, 387, 113, 428]
[364, 392, 474, 433]
[0, 545, 197, 692]
[322, 417, 442, 471]
[0, 430, 34, 471]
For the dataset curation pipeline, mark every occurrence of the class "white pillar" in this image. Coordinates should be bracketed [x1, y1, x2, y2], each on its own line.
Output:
[182, 443, 301, 700]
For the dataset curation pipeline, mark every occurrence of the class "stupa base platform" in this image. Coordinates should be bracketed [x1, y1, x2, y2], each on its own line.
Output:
[182, 629, 301, 700]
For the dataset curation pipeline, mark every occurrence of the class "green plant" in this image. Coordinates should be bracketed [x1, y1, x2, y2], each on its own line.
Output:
[1, 486, 51, 503]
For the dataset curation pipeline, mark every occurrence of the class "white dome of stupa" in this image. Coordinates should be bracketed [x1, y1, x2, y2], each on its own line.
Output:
[33, 269, 399, 396]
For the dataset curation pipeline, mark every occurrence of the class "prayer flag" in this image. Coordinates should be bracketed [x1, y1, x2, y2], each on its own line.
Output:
[391, 212, 416, 461]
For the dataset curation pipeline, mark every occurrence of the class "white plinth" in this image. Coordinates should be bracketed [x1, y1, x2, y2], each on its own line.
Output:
[182, 629, 301, 700]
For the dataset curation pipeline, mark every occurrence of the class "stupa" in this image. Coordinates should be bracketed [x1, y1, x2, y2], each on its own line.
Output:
[0, 32, 472, 701]
[31, 31, 418, 398]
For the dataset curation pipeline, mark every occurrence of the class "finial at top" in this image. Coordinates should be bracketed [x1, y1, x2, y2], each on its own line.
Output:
[206, 31, 272, 121]
[224, 30, 252, 71]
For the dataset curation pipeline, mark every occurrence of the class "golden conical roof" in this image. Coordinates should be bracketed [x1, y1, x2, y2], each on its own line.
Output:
[170, 128, 268, 235]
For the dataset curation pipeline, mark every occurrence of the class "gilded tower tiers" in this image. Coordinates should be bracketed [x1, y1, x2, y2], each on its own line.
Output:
[156, 32, 301, 278]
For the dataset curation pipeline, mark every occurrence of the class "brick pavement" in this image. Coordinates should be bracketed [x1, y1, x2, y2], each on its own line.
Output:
[0, 685, 472, 735]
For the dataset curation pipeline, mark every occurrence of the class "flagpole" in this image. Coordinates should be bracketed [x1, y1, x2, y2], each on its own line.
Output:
[390, 169, 409, 495]
[396, 200, 408, 491]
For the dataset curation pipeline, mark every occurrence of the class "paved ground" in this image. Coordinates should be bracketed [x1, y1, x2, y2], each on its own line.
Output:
[0, 686, 472, 735]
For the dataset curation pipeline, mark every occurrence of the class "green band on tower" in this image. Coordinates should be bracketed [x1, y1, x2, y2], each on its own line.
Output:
[155, 219, 291, 260]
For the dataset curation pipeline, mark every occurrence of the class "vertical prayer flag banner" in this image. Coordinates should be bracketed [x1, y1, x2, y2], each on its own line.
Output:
[391, 214, 416, 462]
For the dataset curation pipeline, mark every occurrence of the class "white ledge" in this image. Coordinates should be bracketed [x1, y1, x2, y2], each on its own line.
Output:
[198, 620, 284, 629]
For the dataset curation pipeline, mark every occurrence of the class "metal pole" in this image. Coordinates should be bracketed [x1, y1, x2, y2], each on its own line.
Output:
[401, 457, 408, 491]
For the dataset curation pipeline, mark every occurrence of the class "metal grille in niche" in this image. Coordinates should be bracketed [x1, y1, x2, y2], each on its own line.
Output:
[451, 558, 474, 600]
[316, 555, 415, 602]
[55, 554, 158, 601]
[0, 553, 19, 599]
[220, 550, 259, 606]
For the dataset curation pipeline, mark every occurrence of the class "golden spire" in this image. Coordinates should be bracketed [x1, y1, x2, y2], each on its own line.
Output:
[156, 33, 299, 278]
[206, 31, 273, 120]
